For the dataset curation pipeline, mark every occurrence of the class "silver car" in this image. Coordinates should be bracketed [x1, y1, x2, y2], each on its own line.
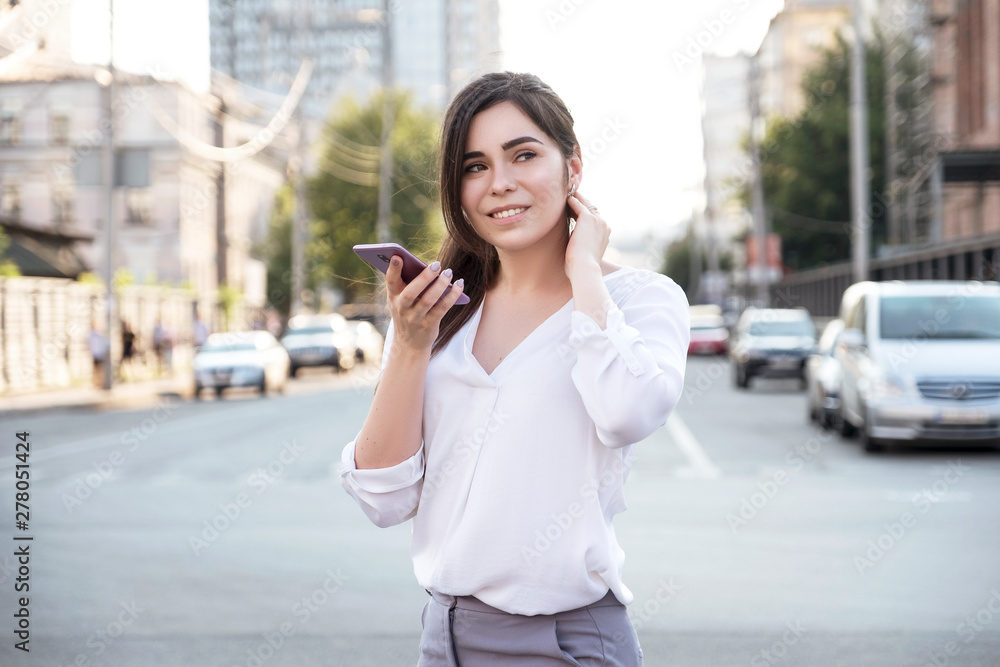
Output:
[805, 318, 844, 429]
[193, 331, 290, 398]
[281, 314, 356, 375]
[835, 280, 1000, 451]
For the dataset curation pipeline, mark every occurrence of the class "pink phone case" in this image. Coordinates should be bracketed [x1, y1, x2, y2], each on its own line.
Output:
[353, 243, 470, 305]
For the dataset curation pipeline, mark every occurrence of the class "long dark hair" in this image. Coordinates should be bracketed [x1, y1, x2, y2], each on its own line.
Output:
[432, 72, 580, 355]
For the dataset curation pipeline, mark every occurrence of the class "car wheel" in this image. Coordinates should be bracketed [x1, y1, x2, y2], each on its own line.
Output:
[214, 387, 224, 398]
[839, 412, 857, 438]
[259, 376, 268, 396]
[861, 427, 884, 453]
[734, 364, 749, 389]
[290, 366, 299, 378]
[194, 383, 203, 400]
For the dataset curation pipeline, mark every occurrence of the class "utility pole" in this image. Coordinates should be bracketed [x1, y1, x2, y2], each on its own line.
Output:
[290, 109, 306, 317]
[883, 0, 902, 247]
[102, 0, 115, 390]
[747, 53, 769, 307]
[375, 0, 394, 243]
[850, 0, 871, 284]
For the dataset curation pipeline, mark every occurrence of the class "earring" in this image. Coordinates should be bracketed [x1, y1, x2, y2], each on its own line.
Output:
[568, 183, 576, 197]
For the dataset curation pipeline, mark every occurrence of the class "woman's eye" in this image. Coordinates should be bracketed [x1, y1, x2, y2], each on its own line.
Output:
[515, 151, 537, 162]
[464, 163, 485, 173]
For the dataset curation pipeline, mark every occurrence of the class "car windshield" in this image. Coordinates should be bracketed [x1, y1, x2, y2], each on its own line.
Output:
[748, 320, 814, 337]
[285, 326, 333, 336]
[201, 341, 256, 353]
[880, 295, 1000, 339]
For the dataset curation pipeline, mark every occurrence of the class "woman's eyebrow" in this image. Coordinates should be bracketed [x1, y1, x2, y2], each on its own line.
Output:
[462, 136, 543, 162]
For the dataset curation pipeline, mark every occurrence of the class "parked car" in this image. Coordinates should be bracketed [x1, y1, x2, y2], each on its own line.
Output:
[806, 318, 844, 428]
[835, 280, 1000, 451]
[346, 319, 385, 365]
[688, 312, 729, 356]
[281, 314, 355, 376]
[193, 331, 290, 398]
[729, 308, 817, 389]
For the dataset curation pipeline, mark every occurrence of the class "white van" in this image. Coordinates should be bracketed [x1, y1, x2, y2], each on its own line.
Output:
[835, 280, 1000, 451]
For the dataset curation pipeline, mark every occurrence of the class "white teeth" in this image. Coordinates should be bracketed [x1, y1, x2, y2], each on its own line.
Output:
[491, 207, 525, 219]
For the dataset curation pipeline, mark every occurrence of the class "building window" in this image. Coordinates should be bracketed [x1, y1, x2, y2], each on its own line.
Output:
[1, 183, 21, 220]
[1, 107, 21, 147]
[52, 182, 74, 224]
[124, 188, 152, 225]
[115, 148, 150, 188]
[50, 104, 70, 146]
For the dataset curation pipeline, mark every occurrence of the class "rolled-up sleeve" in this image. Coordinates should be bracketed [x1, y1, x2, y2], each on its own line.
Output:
[339, 439, 424, 527]
[569, 275, 690, 448]
[338, 320, 425, 527]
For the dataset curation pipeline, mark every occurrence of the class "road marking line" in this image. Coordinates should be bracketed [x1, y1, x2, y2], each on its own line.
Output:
[667, 414, 722, 480]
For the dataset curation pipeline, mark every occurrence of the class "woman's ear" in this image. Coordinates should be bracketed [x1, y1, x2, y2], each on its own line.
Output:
[568, 146, 583, 191]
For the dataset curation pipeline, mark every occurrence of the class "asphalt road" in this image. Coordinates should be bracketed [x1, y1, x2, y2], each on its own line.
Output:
[1, 358, 999, 666]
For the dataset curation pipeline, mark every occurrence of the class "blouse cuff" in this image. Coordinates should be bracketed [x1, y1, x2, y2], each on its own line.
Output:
[338, 439, 425, 493]
[568, 304, 645, 377]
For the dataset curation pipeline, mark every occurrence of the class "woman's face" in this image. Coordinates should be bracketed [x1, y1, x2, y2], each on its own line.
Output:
[460, 101, 580, 252]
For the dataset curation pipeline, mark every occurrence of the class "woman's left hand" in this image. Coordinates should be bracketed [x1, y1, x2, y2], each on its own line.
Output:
[565, 189, 611, 279]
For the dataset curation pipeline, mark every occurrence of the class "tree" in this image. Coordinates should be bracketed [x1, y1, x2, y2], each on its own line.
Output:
[0, 228, 21, 276]
[306, 91, 442, 303]
[751, 33, 889, 271]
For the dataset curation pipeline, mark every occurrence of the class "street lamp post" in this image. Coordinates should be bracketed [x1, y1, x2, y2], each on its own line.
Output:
[102, 0, 116, 390]
[375, 0, 394, 243]
[850, 0, 871, 284]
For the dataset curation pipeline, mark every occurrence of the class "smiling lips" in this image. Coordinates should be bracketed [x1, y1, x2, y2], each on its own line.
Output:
[489, 207, 527, 219]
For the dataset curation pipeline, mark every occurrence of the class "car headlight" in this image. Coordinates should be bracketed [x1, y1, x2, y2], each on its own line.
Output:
[866, 371, 914, 398]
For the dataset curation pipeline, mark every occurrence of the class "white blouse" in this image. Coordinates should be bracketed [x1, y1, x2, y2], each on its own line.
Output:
[339, 267, 690, 616]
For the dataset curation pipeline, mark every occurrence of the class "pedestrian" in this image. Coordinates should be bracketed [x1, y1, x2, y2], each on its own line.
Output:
[152, 319, 172, 376]
[193, 316, 209, 352]
[339, 72, 690, 665]
[88, 319, 108, 388]
[118, 320, 136, 380]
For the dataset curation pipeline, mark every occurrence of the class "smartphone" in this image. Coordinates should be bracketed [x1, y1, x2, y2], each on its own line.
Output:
[353, 243, 470, 305]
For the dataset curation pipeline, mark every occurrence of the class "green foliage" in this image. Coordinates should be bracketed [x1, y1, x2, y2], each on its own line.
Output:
[77, 271, 103, 285]
[217, 283, 241, 330]
[306, 91, 442, 303]
[257, 184, 296, 316]
[751, 33, 888, 271]
[661, 231, 694, 296]
[113, 268, 134, 291]
[0, 228, 20, 276]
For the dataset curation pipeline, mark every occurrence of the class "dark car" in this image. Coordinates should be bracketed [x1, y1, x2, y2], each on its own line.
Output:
[730, 308, 817, 389]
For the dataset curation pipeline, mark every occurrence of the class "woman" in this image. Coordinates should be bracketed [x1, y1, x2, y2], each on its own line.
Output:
[340, 72, 689, 665]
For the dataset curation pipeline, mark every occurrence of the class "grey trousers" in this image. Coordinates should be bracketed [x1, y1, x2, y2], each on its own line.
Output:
[416, 590, 643, 666]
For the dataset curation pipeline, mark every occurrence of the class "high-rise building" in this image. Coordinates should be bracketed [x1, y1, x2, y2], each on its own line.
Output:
[701, 55, 752, 247]
[208, 0, 501, 118]
[756, 0, 850, 121]
[931, 0, 1000, 241]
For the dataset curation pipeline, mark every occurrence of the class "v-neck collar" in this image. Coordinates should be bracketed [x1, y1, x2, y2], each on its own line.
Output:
[460, 267, 633, 383]
[463, 295, 574, 382]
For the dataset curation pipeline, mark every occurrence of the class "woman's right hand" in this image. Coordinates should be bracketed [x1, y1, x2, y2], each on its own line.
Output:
[385, 256, 465, 352]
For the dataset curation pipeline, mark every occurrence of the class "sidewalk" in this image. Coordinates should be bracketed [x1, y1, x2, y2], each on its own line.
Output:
[0, 372, 194, 418]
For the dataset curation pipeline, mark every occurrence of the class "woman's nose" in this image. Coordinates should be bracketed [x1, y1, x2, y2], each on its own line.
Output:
[490, 164, 516, 194]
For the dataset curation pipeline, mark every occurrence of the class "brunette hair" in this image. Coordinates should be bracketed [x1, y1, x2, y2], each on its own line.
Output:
[432, 72, 580, 355]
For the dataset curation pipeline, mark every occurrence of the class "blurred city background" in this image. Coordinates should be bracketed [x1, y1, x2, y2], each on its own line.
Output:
[1, 0, 1000, 666]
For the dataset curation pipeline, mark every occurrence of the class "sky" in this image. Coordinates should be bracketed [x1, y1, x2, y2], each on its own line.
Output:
[67, 0, 785, 243]
[497, 0, 784, 243]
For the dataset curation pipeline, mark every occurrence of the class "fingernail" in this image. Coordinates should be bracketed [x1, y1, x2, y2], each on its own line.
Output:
[391, 256, 400, 266]
[429, 261, 441, 272]
[453, 278, 464, 290]
[441, 268, 453, 279]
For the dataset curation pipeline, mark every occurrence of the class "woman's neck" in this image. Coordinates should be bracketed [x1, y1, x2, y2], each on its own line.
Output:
[491, 227, 572, 299]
